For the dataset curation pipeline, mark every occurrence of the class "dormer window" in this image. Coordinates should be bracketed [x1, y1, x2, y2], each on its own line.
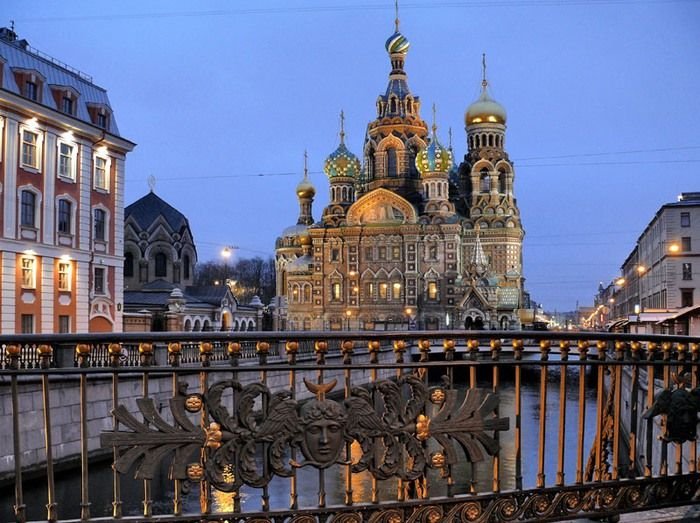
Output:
[26, 81, 38, 101]
[87, 103, 112, 131]
[97, 113, 107, 128]
[13, 69, 45, 103]
[50, 85, 80, 116]
[62, 97, 73, 115]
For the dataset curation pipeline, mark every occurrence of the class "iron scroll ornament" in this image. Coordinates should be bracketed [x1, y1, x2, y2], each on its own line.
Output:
[101, 376, 509, 491]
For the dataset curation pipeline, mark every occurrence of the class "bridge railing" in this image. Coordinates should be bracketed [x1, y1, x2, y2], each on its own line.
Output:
[2, 330, 700, 522]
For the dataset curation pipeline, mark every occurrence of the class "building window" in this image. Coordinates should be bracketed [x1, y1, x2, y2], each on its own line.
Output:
[379, 282, 388, 300]
[21, 257, 36, 288]
[25, 81, 38, 101]
[428, 244, 437, 260]
[124, 252, 134, 278]
[57, 142, 75, 180]
[682, 237, 692, 252]
[387, 148, 398, 177]
[365, 282, 375, 299]
[94, 156, 108, 190]
[681, 212, 691, 227]
[331, 248, 340, 262]
[154, 252, 167, 278]
[183, 254, 191, 280]
[58, 315, 70, 334]
[94, 208, 106, 241]
[20, 190, 36, 227]
[378, 246, 387, 260]
[392, 282, 402, 300]
[21, 130, 39, 169]
[681, 288, 694, 308]
[58, 200, 72, 234]
[62, 97, 73, 115]
[428, 281, 438, 300]
[58, 261, 71, 291]
[97, 113, 107, 129]
[21, 314, 34, 334]
[303, 285, 311, 302]
[332, 282, 342, 301]
[683, 263, 692, 281]
[391, 246, 401, 260]
[94, 267, 106, 295]
[365, 247, 373, 261]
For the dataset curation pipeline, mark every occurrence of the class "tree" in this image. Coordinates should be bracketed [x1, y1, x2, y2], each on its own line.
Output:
[194, 256, 276, 304]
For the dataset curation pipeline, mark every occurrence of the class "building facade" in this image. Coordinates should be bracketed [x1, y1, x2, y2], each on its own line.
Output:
[0, 27, 135, 333]
[274, 20, 525, 331]
[610, 192, 700, 335]
[123, 190, 262, 332]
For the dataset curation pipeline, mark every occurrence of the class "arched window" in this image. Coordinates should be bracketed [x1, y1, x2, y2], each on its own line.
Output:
[367, 148, 375, 180]
[480, 171, 490, 193]
[408, 144, 419, 178]
[387, 148, 398, 178]
[155, 252, 167, 278]
[124, 252, 134, 278]
[183, 254, 191, 280]
[488, 134, 493, 147]
[407, 99, 413, 113]
[475, 135, 480, 148]
[303, 284, 311, 303]
[390, 97, 397, 113]
[499, 172, 507, 193]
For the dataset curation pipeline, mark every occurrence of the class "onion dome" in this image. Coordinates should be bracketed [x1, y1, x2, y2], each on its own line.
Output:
[415, 106, 453, 176]
[385, 31, 410, 54]
[324, 110, 361, 179]
[465, 54, 507, 126]
[296, 151, 315, 198]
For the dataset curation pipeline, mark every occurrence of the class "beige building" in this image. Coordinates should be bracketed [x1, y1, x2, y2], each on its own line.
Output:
[612, 192, 700, 335]
[274, 20, 525, 331]
[0, 27, 135, 333]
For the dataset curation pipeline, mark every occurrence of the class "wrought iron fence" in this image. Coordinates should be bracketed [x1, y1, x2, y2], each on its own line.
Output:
[2, 330, 700, 522]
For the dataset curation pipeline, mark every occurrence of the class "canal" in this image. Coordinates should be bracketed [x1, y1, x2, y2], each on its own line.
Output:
[1, 366, 606, 520]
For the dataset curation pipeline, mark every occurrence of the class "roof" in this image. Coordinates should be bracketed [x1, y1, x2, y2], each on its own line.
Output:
[185, 285, 233, 306]
[656, 304, 700, 324]
[0, 30, 120, 136]
[125, 191, 190, 232]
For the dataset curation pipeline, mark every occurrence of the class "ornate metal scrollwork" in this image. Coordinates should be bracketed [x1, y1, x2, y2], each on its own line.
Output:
[101, 376, 508, 493]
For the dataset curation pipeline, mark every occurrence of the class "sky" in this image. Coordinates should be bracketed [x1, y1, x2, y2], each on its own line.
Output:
[6, 0, 700, 311]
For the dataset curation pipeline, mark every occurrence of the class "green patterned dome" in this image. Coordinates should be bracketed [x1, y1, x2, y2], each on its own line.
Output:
[324, 143, 361, 179]
[385, 31, 410, 54]
[415, 133, 453, 176]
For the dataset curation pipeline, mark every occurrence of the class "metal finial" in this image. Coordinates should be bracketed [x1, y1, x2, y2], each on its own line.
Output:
[431, 103, 437, 135]
[339, 110, 345, 144]
[394, 0, 400, 32]
[448, 127, 453, 149]
[147, 175, 156, 193]
[303, 150, 308, 179]
[481, 53, 488, 88]
[10, 20, 15, 32]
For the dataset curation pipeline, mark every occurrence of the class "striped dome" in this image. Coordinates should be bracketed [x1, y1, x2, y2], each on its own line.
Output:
[385, 31, 410, 54]
[416, 134, 453, 176]
[324, 143, 361, 179]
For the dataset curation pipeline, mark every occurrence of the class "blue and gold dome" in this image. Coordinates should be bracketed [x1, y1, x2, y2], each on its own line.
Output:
[385, 31, 410, 55]
[324, 143, 361, 179]
[416, 134, 453, 176]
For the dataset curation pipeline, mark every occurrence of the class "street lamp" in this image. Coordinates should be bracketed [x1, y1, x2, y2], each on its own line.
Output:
[345, 309, 352, 331]
[404, 306, 413, 331]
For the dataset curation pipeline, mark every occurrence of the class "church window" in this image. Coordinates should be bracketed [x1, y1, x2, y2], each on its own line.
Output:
[365, 282, 375, 299]
[427, 281, 438, 300]
[480, 171, 490, 192]
[392, 246, 401, 260]
[387, 148, 398, 178]
[390, 97, 397, 113]
[155, 252, 167, 278]
[407, 98, 413, 113]
[378, 246, 387, 260]
[475, 135, 480, 148]
[332, 282, 342, 301]
[428, 244, 437, 260]
[331, 248, 340, 262]
[124, 252, 134, 278]
[365, 247, 373, 261]
[303, 284, 312, 302]
[499, 172, 507, 193]
[488, 134, 493, 147]
[392, 282, 402, 300]
[379, 282, 388, 300]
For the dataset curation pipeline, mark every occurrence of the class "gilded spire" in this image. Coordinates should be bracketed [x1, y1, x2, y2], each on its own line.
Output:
[339, 110, 345, 144]
[394, 0, 400, 32]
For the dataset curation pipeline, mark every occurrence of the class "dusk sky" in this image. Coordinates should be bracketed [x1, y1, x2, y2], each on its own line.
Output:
[7, 0, 700, 311]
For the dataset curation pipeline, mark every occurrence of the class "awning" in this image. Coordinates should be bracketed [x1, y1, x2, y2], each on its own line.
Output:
[629, 311, 677, 323]
[656, 305, 700, 324]
[607, 319, 628, 331]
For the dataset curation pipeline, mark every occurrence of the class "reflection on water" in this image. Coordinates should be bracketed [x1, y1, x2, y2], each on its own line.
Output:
[1, 368, 600, 520]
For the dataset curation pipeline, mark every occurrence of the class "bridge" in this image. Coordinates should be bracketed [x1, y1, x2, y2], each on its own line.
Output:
[2, 330, 700, 522]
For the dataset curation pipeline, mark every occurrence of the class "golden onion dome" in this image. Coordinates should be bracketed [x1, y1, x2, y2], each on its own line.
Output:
[465, 85, 507, 126]
[385, 31, 410, 55]
[299, 233, 312, 246]
[296, 177, 315, 199]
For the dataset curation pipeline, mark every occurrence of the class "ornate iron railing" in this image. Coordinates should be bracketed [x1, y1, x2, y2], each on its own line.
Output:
[2, 330, 700, 522]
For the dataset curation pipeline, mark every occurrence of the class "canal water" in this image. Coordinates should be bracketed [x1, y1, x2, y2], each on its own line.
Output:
[1, 367, 607, 521]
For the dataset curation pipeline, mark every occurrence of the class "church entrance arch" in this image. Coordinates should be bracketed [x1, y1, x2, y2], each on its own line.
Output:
[463, 311, 486, 330]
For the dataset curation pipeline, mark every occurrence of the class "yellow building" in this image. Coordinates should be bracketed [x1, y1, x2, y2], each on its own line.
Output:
[274, 19, 524, 331]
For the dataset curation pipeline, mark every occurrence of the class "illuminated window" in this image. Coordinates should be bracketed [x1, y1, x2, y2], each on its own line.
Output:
[428, 281, 438, 300]
[392, 282, 401, 300]
[303, 284, 311, 302]
[58, 200, 72, 234]
[332, 282, 342, 301]
[20, 190, 36, 227]
[21, 257, 36, 288]
[94, 267, 106, 295]
[21, 130, 39, 169]
[58, 262, 71, 291]
[94, 208, 106, 241]
[365, 282, 374, 299]
[681, 212, 690, 227]
[392, 246, 401, 260]
[683, 263, 692, 281]
[378, 246, 387, 260]
[57, 142, 75, 180]
[94, 156, 108, 190]
[379, 282, 388, 300]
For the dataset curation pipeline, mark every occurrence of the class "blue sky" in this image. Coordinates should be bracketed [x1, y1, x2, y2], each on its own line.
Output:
[6, 0, 700, 311]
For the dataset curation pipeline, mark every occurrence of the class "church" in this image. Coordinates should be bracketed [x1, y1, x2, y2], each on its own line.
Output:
[274, 16, 525, 331]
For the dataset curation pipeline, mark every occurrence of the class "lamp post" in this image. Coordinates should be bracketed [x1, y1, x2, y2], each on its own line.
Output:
[345, 309, 352, 331]
[404, 306, 413, 331]
[221, 245, 239, 293]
